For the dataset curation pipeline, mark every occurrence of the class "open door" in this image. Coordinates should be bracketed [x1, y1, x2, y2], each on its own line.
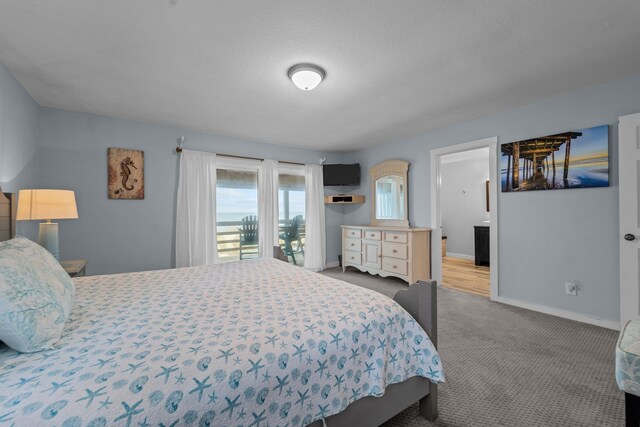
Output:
[619, 112, 640, 325]
[430, 137, 499, 300]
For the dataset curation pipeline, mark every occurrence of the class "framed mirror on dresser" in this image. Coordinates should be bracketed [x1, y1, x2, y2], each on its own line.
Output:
[370, 160, 409, 227]
[342, 160, 431, 284]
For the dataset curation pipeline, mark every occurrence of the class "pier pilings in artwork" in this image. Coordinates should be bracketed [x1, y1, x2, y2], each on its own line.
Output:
[501, 132, 582, 191]
[512, 141, 519, 188]
[563, 136, 572, 181]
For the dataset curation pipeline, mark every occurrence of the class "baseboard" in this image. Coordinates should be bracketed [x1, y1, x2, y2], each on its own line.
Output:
[446, 252, 475, 261]
[325, 261, 340, 269]
[492, 295, 620, 330]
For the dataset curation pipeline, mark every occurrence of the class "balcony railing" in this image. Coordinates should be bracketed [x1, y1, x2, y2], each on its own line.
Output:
[217, 220, 305, 263]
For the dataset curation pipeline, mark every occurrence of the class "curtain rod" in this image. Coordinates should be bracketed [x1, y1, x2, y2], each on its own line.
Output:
[175, 145, 305, 166]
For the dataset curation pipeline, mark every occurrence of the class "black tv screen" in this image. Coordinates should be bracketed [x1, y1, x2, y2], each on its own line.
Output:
[323, 164, 360, 186]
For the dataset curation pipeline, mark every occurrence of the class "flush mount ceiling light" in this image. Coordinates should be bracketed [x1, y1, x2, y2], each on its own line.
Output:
[288, 63, 325, 91]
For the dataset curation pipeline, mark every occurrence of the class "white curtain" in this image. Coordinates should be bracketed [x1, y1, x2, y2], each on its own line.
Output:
[175, 150, 218, 267]
[304, 164, 326, 271]
[258, 159, 279, 258]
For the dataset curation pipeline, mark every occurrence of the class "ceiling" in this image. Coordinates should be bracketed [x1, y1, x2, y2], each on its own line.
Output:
[1, 1, 640, 152]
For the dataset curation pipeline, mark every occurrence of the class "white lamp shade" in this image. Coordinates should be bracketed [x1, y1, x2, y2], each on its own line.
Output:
[16, 189, 78, 221]
[288, 64, 325, 91]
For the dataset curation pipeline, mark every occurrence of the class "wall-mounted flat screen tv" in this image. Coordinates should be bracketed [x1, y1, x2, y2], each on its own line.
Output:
[323, 164, 361, 186]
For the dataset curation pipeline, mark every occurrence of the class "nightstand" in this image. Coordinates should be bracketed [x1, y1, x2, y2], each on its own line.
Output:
[60, 259, 88, 277]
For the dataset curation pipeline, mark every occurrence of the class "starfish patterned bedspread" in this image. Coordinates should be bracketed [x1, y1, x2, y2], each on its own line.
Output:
[0, 258, 444, 426]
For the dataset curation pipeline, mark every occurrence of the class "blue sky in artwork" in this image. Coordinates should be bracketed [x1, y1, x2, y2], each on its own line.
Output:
[567, 124, 609, 158]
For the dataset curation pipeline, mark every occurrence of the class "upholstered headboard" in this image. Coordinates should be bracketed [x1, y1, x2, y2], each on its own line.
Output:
[0, 190, 17, 242]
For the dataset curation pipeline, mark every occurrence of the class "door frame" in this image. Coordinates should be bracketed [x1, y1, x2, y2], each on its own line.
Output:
[619, 112, 640, 324]
[430, 137, 499, 300]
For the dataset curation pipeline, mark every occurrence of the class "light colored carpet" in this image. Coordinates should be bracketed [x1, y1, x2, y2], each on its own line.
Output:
[320, 267, 625, 427]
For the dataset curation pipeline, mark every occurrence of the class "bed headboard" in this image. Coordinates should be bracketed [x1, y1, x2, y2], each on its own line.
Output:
[0, 190, 17, 242]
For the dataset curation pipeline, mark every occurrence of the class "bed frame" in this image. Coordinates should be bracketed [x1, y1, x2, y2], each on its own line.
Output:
[0, 190, 16, 242]
[308, 279, 438, 426]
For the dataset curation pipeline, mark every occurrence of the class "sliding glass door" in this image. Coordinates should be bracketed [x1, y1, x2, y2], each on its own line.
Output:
[216, 162, 259, 262]
[278, 167, 306, 266]
[214, 159, 305, 264]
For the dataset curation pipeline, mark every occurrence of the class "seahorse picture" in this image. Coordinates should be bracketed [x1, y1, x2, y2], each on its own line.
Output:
[107, 148, 145, 199]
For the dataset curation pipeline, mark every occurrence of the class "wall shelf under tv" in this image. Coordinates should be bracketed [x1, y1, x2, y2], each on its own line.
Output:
[324, 194, 365, 204]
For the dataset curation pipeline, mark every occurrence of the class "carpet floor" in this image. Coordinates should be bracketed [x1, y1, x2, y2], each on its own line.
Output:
[320, 267, 625, 427]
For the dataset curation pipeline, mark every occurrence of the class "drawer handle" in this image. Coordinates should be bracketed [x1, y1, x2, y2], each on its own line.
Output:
[392, 249, 397, 253]
[393, 265, 398, 269]
[393, 235, 398, 239]
[350, 243, 355, 246]
[370, 234, 375, 237]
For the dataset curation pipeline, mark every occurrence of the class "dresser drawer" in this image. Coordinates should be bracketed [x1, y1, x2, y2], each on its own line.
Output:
[382, 242, 408, 259]
[344, 228, 362, 239]
[345, 238, 362, 252]
[344, 250, 362, 266]
[382, 258, 408, 276]
[363, 230, 382, 240]
[384, 231, 407, 243]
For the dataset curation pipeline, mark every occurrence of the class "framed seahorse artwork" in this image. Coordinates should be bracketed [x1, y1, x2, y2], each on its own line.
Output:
[107, 148, 145, 199]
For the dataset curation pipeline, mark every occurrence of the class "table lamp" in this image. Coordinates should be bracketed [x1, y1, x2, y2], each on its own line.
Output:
[16, 189, 78, 260]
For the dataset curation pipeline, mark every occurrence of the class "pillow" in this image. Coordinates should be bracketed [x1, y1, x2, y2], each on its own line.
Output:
[0, 236, 75, 352]
[9, 236, 76, 304]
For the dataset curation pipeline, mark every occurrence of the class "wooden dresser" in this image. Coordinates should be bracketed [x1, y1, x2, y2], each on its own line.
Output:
[341, 225, 431, 284]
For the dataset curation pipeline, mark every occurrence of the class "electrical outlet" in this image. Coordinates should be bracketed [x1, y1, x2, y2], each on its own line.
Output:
[565, 281, 578, 296]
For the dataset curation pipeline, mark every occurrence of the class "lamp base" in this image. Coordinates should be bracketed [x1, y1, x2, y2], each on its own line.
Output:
[38, 222, 60, 261]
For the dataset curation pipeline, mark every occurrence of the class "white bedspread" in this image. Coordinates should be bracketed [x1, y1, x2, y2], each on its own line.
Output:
[0, 258, 443, 426]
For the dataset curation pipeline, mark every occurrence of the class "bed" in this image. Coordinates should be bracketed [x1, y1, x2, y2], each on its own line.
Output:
[0, 194, 443, 426]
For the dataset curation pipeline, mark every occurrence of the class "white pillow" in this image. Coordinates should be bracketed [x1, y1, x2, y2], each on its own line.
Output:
[0, 236, 75, 352]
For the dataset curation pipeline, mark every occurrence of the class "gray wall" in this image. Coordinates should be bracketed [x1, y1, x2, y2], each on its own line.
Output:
[0, 63, 40, 236]
[37, 108, 345, 275]
[344, 71, 640, 324]
[441, 154, 490, 258]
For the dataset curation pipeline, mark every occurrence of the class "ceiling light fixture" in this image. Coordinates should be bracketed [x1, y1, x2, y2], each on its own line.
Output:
[288, 63, 325, 91]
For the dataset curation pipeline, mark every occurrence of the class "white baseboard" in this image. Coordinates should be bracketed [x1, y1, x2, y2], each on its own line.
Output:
[492, 295, 620, 331]
[445, 252, 475, 261]
[325, 261, 340, 269]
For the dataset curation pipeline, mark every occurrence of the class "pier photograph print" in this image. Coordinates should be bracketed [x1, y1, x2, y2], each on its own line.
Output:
[501, 125, 609, 192]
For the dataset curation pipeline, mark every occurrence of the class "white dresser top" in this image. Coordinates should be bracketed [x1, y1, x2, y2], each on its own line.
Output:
[341, 224, 431, 232]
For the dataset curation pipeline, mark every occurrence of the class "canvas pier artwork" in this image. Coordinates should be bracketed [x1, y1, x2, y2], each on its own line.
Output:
[501, 125, 609, 192]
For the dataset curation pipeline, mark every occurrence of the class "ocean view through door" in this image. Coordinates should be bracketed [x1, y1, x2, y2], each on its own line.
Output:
[279, 172, 306, 265]
[216, 168, 259, 262]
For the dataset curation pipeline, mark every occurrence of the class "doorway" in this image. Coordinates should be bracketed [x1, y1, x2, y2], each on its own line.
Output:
[440, 148, 491, 296]
[430, 137, 499, 300]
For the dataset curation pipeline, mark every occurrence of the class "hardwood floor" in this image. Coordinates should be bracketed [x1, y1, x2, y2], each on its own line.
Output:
[442, 256, 490, 297]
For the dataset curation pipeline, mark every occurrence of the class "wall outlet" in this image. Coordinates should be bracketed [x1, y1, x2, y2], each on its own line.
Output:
[565, 281, 578, 296]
